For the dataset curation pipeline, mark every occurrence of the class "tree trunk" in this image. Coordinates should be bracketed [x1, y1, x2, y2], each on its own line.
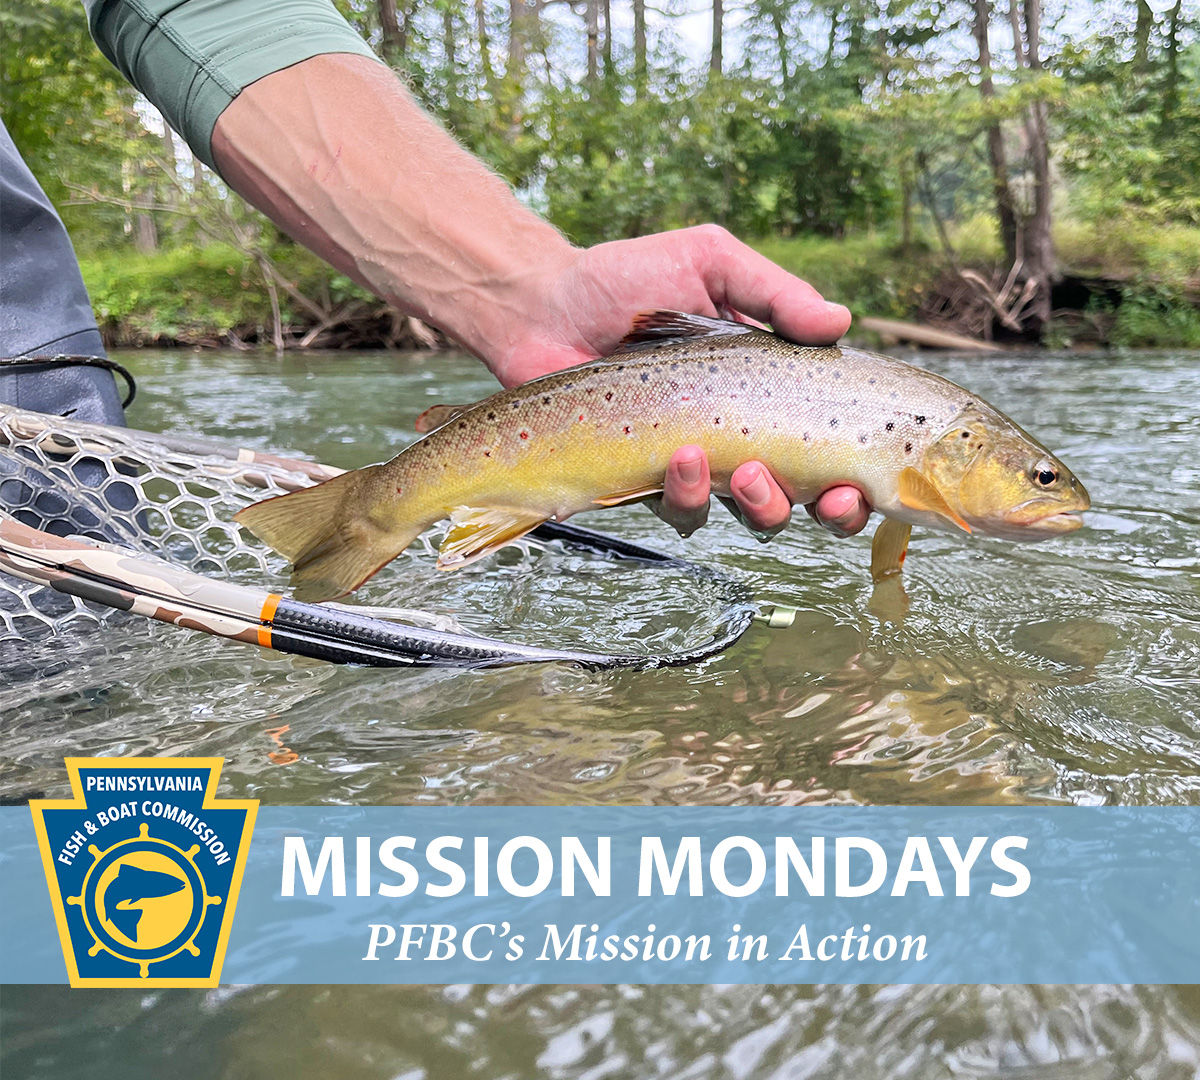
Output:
[710, 0, 723, 78]
[1163, 0, 1183, 128]
[1134, 0, 1153, 74]
[1020, 0, 1054, 330]
[771, 8, 791, 90]
[508, 0, 532, 85]
[601, 0, 614, 81]
[633, 0, 647, 98]
[475, 0, 497, 94]
[971, 0, 1018, 268]
[585, 0, 599, 87]
[443, 3, 457, 83]
[379, 0, 407, 58]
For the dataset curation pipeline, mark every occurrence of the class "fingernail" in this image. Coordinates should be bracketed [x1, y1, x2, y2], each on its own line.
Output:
[825, 301, 851, 318]
[741, 466, 770, 506]
[678, 456, 703, 485]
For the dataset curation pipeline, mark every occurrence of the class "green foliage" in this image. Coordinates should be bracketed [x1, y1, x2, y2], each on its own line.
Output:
[0, 0, 150, 247]
[5, 0, 1197, 348]
[1108, 284, 1200, 349]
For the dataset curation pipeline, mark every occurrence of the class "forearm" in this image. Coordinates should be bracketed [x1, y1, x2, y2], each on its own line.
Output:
[212, 54, 573, 367]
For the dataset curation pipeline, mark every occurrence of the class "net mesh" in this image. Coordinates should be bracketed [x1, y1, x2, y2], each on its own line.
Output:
[0, 406, 327, 641]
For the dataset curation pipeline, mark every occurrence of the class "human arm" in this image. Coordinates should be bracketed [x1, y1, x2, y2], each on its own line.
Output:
[85, 5, 870, 536]
[209, 54, 870, 536]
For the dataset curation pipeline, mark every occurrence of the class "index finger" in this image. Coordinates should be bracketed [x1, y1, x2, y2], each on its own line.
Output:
[687, 225, 852, 345]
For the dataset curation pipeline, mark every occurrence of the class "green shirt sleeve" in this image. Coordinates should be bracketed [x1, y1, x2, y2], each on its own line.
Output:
[84, 0, 380, 170]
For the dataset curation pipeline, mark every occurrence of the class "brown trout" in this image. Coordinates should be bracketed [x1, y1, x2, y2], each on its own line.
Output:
[235, 311, 1090, 601]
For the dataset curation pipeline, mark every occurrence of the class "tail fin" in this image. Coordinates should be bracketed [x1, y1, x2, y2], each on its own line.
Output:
[234, 465, 417, 601]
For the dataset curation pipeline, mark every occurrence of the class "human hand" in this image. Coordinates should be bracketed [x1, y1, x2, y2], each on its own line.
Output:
[486, 225, 871, 540]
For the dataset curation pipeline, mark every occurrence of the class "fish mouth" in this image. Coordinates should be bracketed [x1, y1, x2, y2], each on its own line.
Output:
[1002, 507, 1087, 536]
[1035, 511, 1085, 534]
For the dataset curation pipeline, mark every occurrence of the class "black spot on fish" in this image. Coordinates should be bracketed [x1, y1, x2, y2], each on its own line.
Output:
[886, 422, 894, 432]
[741, 426, 749, 435]
[458, 422, 466, 429]
[542, 396, 551, 405]
[769, 361, 777, 369]
[605, 391, 613, 401]
[623, 425, 631, 434]
[670, 363, 679, 371]
[915, 415, 926, 425]
[511, 401, 520, 409]
[709, 364, 718, 374]
[714, 417, 721, 425]
[833, 370, 841, 379]
[483, 450, 491, 457]
[764, 389, 772, 398]
[640, 372, 649, 382]
[803, 432, 810, 442]
[787, 362, 794, 371]
[905, 442, 913, 453]
[830, 418, 839, 427]
[868, 377, 876, 385]
[739, 380, 747, 389]
[487, 411, 496, 420]
[858, 434, 868, 444]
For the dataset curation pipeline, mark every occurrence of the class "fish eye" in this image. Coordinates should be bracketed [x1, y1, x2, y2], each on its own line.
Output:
[1032, 461, 1058, 487]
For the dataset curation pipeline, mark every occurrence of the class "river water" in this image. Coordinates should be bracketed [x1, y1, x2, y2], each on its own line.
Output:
[2, 347, 1199, 1078]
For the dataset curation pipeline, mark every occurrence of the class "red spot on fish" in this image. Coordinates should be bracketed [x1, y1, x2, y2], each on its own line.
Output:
[519, 431, 529, 440]
[484, 451, 491, 457]
[623, 425, 631, 434]
[681, 396, 691, 401]
[579, 414, 585, 421]
[395, 486, 403, 494]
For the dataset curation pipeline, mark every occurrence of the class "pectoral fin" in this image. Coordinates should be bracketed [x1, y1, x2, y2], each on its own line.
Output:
[437, 506, 549, 569]
[870, 518, 913, 581]
[897, 467, 972, 534]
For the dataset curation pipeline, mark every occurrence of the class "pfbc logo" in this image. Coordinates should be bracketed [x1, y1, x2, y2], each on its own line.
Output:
[30, 758, 257, 988]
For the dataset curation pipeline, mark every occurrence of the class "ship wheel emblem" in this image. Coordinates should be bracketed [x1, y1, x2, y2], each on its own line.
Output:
[67, 823, 222, 978]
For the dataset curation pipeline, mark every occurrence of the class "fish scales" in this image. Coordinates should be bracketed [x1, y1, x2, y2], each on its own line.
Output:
[392, 341, 969, 519]
[234, 311, 1088, 601]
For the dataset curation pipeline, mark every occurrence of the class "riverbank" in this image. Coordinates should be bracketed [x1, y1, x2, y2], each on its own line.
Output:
[79, 220, 1200, 352]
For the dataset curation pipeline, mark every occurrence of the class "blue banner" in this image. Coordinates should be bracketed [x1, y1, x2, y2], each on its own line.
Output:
[3, 806, 1198, 984]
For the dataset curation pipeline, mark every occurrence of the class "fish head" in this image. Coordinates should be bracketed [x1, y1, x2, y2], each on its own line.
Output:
[921, 405, 1090, 541]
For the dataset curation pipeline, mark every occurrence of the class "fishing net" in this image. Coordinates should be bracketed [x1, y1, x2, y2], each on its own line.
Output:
[0, 403, 760, 667]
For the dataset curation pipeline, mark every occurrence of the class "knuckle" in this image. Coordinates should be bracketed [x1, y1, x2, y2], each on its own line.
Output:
[692, 223, 732, 251]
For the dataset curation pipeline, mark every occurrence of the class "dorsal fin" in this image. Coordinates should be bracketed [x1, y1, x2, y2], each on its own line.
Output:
[612, 310, 759, 354]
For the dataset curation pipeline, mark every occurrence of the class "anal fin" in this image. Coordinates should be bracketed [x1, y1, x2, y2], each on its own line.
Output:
[870, 518, 913, 582]
[593, 485, 663, 507]
[437, 506, 549, 570]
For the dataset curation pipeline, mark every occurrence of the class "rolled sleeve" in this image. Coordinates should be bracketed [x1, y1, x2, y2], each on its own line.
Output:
[85, 0, 379, 170]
